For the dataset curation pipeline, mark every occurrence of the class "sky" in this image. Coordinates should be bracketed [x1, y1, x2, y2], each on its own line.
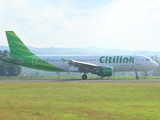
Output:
[0, 0, 160, 51]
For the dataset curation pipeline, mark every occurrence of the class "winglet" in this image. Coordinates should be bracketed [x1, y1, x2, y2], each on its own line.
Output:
[62, 58, 67, 63]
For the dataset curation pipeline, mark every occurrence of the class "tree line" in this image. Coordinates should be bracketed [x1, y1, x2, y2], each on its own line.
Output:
[0, 50, 160, 77]
[0, 50, 21, 76]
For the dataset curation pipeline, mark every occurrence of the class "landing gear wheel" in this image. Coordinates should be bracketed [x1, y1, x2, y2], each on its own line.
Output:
[82, 74, 87, 80]
[136, 76, 139, 80]
[135, 70, 139, 80]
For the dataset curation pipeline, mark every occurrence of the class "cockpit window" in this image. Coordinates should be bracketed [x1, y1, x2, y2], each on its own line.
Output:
[146, 58, 151, 61]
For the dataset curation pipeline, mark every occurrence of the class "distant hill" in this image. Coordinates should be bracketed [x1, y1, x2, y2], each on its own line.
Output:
[0, 46, 9, 51]
[0, 46, 160, 56]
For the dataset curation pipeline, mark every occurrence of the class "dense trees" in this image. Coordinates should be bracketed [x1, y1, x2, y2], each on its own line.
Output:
[151, 55, 160, 76]
[0, 50, 21, 76]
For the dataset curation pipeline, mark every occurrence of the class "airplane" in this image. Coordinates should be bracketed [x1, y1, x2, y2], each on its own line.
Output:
[2, 31, 159, 80]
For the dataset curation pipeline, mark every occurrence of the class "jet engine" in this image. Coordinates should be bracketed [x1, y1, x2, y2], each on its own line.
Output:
[97, 66, 113, 76]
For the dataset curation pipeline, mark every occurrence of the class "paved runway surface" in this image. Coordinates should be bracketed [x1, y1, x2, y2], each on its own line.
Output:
[1, 79, 160, 83]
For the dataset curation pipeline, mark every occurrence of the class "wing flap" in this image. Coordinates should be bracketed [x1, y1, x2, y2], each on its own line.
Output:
[69, 60, 97, 66]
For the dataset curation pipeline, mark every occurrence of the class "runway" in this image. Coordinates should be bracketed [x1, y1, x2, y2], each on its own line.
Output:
[1, 79, 160, 83]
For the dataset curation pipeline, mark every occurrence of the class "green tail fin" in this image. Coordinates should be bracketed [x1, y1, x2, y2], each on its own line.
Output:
[5, 31, 34, 58]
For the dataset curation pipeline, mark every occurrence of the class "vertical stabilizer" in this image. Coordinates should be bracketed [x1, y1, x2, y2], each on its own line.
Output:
[5, 31, 34, 58]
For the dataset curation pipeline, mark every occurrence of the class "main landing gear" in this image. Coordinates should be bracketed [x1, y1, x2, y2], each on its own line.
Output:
[82, 74, 87, 80]
[135, 71, 139, 80]
[136, 76, 139, 80]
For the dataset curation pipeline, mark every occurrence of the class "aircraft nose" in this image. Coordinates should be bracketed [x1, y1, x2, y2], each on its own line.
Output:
[153, 61, 159, 69]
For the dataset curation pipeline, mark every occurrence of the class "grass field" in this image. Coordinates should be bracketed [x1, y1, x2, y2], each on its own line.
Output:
[0, 82, 160, 120]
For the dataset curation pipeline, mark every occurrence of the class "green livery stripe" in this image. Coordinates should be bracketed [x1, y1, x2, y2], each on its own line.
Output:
[4, 31, 64, 72]
[12, 40, 26, 46]
[16, 48, 33, 54]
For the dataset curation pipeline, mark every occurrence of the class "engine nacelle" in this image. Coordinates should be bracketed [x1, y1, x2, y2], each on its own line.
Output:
[97, 66, 113, 77]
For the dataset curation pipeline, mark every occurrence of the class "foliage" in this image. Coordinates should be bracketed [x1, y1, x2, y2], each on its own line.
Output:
[0, 50, 21, 76]
[152, 55, 160, 76]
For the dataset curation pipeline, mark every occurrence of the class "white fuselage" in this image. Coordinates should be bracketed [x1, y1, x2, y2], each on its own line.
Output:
[37, 54, 158, 73]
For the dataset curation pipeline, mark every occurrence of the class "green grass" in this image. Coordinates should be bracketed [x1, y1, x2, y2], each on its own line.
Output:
[0, 82, 160, 120]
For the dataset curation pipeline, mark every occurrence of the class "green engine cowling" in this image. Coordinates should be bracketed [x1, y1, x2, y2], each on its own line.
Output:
[97, 66, 113, 77]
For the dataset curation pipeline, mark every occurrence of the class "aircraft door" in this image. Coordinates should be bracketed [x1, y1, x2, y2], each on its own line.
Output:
[32, 56, 37, 66]
[135, 56, 140, 65]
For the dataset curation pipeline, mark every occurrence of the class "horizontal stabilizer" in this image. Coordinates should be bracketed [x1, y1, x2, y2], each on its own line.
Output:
[3, 57, 24, 64]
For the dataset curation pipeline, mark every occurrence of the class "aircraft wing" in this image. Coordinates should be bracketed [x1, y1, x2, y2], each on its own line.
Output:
[67, 60, 98, 73]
